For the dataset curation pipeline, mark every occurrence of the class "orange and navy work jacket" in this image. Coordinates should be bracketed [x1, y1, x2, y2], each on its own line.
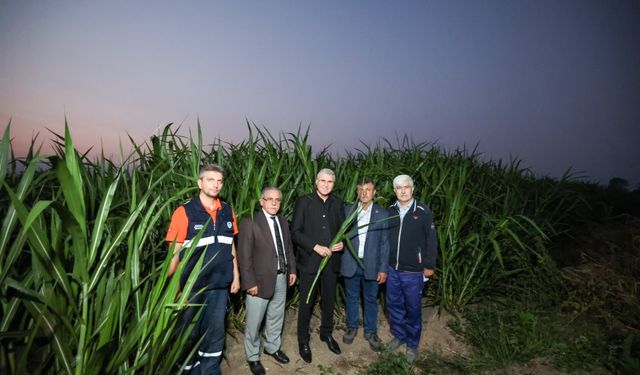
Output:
[166, 195, 238, 290]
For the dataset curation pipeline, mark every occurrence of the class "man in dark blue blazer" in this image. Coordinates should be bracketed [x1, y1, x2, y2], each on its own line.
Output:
[341, 177, 390, 351]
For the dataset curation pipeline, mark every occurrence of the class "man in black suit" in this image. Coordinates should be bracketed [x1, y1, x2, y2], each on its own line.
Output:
[238, 187, 297, 375]
[292, 168, 345, 363]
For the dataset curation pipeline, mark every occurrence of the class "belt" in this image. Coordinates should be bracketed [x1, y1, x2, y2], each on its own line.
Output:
[277, 270, 285, 274]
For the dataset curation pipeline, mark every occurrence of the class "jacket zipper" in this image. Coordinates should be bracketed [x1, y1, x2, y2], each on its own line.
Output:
[395, 203, 404, 270]
[395, 200, 415, 270]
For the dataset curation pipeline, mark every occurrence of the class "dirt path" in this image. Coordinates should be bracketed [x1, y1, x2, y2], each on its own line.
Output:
[220, 306, 466, 374]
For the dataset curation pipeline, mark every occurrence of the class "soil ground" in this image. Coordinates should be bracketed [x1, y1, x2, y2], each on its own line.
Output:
[218, 304, 607, 375]
[220, 305, 467, 375]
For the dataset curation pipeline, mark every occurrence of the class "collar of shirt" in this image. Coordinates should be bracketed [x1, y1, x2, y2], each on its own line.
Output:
[313, 192, 334, 205]
[357, 203, 373, 224]
[398, 199, 414, 221]
[262, 208, 279, 228]
[200, 197, 222, 223]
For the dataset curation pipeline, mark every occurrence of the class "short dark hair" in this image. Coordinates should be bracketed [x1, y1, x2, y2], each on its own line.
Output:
[357, 177, 375, 187]
[199, 164, 225, 179]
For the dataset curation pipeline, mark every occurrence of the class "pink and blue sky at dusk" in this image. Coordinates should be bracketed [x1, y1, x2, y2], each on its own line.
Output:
[1, 1, 639, 187]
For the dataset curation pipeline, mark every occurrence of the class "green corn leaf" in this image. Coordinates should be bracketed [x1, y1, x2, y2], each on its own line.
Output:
[63, 120, 86, 218]
[0, 154, 41, 269]
[4, 185, 74, 301]
[0, 121, 10, 185]
[88, 170, 121, 267]
[56, 159, 88, 238]
[88, 199, 147, 293]
[306, 203, 361, 304]
[24, 301, 74, 374]
[0, 209, 28, 288]
[0, 272, 34, 332]
[89, 168, 174, 293]
[3, 276, 77, 340]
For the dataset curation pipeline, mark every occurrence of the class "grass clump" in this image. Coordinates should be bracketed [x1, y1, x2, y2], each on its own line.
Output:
[450, 303, 611, 372]
[358, 352, 414, 375]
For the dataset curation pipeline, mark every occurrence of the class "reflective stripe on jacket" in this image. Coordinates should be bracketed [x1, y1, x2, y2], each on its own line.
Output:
[180, 195, 235, 290]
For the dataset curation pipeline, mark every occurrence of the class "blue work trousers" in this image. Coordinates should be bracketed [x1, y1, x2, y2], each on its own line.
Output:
[385, 266, 424, 349]
[344, 266, 379, 334]
[181, 287, 229, 375]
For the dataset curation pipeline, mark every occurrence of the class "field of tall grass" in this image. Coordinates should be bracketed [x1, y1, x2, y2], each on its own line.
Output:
[0, 121, 596, 373]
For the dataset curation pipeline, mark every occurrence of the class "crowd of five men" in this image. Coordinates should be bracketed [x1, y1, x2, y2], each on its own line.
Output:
[166, 165, 438, 374]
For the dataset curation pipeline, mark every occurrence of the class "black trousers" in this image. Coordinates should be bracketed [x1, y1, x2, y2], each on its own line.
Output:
[297, 268, 338, 343]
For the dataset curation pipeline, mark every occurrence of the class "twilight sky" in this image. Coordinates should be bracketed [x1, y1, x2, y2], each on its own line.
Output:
[1, 1, 639, 187]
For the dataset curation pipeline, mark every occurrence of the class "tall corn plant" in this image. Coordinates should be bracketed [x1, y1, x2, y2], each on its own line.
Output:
[348, 139, 562, 311]
[1, 120, 593, 373]
[423, 150, 553, 309]
[0, 123, 200, 374]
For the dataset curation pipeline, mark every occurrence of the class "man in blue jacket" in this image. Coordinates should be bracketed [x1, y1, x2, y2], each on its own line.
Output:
[341, 178, 390, 351]
[166, 164, 240, 374]
[386, 174, 438, 364]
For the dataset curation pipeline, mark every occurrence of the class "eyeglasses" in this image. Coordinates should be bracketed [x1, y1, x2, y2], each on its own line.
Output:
[262, 197, 282, 203]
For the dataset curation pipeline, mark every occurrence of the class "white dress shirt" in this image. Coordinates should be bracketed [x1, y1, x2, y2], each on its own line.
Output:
[262, 209, 287, 268]
[357, 203, 372, 258]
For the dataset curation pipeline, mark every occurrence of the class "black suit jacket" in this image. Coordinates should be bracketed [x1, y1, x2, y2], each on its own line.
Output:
[238, 210, 296, 299]
[291, 192, 345, 274]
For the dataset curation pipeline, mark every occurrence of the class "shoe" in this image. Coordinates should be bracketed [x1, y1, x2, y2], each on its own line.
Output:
[386, 337, 404, 352]
[298, 342, 312, 363]
[263, 349, 289, 364]
[320, 334, 341, 355]
[248, 360, 266, 375]
[342, 327, 357, 344]
[364, 332, 383, 352]
[406, 347, 419, 364]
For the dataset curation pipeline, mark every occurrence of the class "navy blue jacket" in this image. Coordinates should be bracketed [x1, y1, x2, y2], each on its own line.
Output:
[341, 203, 390, 280]
[179, 195, 235, 290]
[388, 199, 438, 272]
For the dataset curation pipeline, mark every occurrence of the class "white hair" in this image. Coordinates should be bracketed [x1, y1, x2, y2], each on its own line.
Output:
[393, 174, 414, 188]
[261, 186, 282, 198]
[316, 168, 335, 179]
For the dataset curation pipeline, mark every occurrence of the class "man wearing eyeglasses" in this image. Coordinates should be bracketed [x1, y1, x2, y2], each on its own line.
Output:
[237, 187, 297, 375]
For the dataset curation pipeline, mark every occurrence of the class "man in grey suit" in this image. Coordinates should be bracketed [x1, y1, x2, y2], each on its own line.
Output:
[238, 187, 297, 375]
[341, 177, 390, 351]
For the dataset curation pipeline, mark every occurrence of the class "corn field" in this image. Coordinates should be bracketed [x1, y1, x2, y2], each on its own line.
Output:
[0, 121, 589, 373]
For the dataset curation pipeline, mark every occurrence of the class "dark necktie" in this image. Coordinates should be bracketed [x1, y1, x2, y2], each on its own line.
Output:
[270, 216, 286, 273]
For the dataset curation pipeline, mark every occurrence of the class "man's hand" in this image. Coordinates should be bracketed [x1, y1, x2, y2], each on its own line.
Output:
[288, 274, 297, 286]
[331, 242, 344, 252]
[168, 254, 180, 276]
[377, 272, 388, 284]
[246, 286, 258, 296]
[423, 268, 435, 278]
[230, 275, 240, 294]
[167, 243, 183, 276]
[313, 244, 332, 257]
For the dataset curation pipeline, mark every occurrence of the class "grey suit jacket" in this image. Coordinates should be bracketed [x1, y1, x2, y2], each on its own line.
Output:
[341, 203, 390, 280]
[238, 210, 296, 299]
